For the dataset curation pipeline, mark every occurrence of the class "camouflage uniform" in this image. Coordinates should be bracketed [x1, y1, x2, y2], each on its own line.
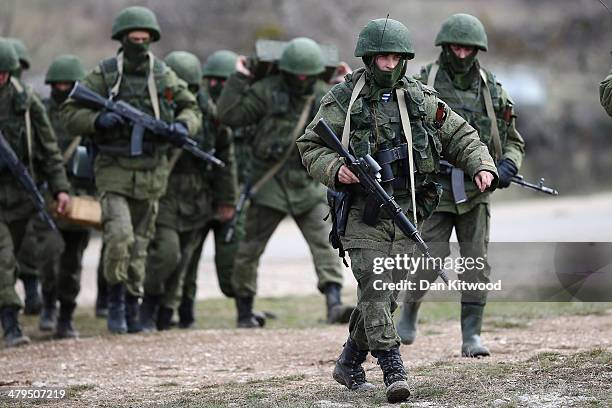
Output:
[142, 51, 237, 331]
[397, 14, 525, 358]
[0, 38, 70, 347]
[218, 38, 347, 328]
[600, 69, 612, 117]
[61, 7, 201, 334]
[38, 54, 93, 338]
[297, 19, 498, 402]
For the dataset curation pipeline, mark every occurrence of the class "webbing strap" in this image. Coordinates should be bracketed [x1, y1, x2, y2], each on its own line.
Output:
[110, 52, 160, 119]
[341, 73, 366, 148]
[427, 63, 439, 88]
[479, 69, 502, 162]
[10, 77, 34, 176]
[395, 88, 418, 226]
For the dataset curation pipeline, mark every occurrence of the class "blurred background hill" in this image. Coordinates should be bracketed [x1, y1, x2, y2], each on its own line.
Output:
[1, 0, 611, 195]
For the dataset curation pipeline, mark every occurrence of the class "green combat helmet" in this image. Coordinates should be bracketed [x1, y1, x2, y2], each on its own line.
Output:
[435, 13, 488, 51]
[202, 50, 237, 79]
[45, 54, 86, 84]
[7, 38, 30, 69]
[0, 38, 20, 72]
[164, 51, 202, 87]
[278, 37, 325, 76]
[111, 6, 161, 42]
[354, 18, 415, 59]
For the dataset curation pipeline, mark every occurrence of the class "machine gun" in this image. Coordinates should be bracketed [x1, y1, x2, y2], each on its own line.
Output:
[69, 82, 224, 167]
[313, 119, 449, 284]
[0, 131, 57, 231]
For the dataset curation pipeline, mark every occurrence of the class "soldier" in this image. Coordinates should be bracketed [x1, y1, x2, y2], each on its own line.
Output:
[297, 19, 497, 402]
[217, 37, 352, 328]
[0, 38, 71, 347]
[396, 14, 525, 357]
[61, 6, 201, 334]
[176, 50, 253, 328]
[141, 51, 237, 332]
[38, 54, 92, 338]
[7, 38, 31, 79]
[600, 68, 612, 116]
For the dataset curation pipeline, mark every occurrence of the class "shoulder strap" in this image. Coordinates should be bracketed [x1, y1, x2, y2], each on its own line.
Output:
[110, 52, 160, 119]
[427, 63, 440, 88]
[395, 88, 418, 226]
[10, 77, 34, 176]
[479, 68, 502, 162]
[62, 136, 82, 164]
[251, 94, 316, 194]
[341, 72, 366, 148]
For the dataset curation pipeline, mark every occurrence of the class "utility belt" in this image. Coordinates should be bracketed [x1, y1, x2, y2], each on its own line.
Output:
[439, 160, 468, 204]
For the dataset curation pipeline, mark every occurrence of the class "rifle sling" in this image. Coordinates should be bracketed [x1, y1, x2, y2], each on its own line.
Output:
[250, 94, 315, 195]
[62, 136, 82, 164]
[395, 88, 418, 226]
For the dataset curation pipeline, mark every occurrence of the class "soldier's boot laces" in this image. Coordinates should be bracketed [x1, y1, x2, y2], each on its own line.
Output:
[1, 307, 30, 348]
[235, 296, 264, 328]
[396, 301, 421, 345]
[139, 294, 160, 333]
[178, 298, 195, 329]
[157, 306, 174, 331]
[373, 346, 411, 403]
[56, 302, 79, 339]
[461, 302, 490, 358]
[39, 296, 57, 332]
[107, 283, 127, 334]
[125, 293, 142, 334]
[333, 337, 375, 391]
[22, 275, 42, 315]
[325, 283, 354, 324]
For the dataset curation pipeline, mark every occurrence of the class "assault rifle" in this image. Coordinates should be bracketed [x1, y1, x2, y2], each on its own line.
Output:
[510, 175, 559, 195]
[69, 82, 224, 167]
[313, 119, 449, 284]
[0, 130, 57, 231]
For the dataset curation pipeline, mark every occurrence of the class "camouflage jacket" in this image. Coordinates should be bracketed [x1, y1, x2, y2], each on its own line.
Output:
[156, 89, 237, 231]
[61, 54, 201, 200]
[417, 60, 525, 214]
[217, 72, 327, 215]
[600, 69, 612, 117]
[0, 79, 70, 223]
[297, 68, 498, 251]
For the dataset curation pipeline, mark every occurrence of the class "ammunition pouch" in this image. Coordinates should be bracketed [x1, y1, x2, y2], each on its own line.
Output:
[326, 188, 351, 267]
[68, 146, 95, 182]
[440, 160, 468, 204]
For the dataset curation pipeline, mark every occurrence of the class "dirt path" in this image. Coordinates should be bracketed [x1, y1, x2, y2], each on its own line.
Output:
[1, 312, 610, 407]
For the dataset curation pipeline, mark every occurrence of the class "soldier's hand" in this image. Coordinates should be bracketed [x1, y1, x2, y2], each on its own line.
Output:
[474, 171, 495, 192]
[496, 159, 518, 189]
[236, 56, 252, 77]
[337, 165, 359, 184]
[94, 112, 125, 130]
[55, 192, 71, 215]
[168, 122, 189, 146]
[217, 204, 236, 222]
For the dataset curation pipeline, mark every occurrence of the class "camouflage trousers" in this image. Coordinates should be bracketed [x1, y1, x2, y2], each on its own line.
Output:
[180, 208, 248, 305]
[0, 217, 29, 309]
[100, 192, 158, 297]
[232, 201, 344, 298]
[40, 226, 91, 307]
[408, 203, 491, 304]
[16, 215, 65, 279]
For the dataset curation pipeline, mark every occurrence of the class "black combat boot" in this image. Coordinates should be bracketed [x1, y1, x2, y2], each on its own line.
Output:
[22, 275, 42, 315]
[324, 283, 354, 324]
[396, 301, 421, 345]
[95, 292, 108, 318]
[139, 294, 160, 333]
[235, 296, 264, 328]
[372, 346, 410, 403]
[56, 301, 79, 339]
[178, 298, 195, 329]
[333, 337, 375, 391]
[461, 302, 490, 357]
[1, 306, 30, 348]
[39, 294, 57, 332]
[125, 293, 142, 334]
[107, 283, 127, 334]
[157, 306, 174, 331]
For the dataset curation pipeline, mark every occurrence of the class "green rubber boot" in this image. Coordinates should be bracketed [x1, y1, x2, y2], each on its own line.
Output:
[461, 303, 490, 358]
[396, 301, 421, 345]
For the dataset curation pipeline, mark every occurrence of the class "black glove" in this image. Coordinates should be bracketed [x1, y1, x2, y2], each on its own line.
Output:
[94, 112, 125, 130]
[496, 159, 518, 188]
[168, 122, 189, 146]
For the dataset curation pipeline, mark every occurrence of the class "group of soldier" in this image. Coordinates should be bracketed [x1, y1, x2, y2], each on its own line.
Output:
[1, 4, 609, 404]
